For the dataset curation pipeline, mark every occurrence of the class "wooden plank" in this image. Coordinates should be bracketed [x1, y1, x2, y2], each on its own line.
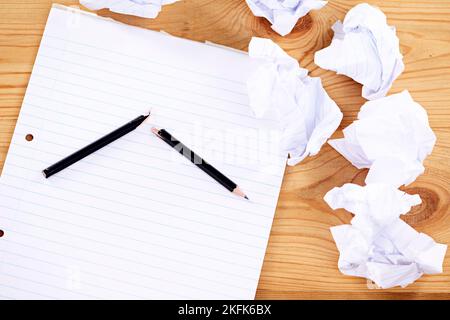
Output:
[0, 0, 449, 299]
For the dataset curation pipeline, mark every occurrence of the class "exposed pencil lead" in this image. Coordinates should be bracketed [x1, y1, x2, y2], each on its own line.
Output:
[244, 196, 249, 200]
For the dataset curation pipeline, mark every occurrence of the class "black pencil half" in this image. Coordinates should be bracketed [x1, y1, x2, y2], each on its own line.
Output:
[151, 127, 249, 200]
[43, 112, 150, 178]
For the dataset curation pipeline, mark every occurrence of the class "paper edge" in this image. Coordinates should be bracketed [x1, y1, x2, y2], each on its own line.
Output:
[52, 4, 249, 57]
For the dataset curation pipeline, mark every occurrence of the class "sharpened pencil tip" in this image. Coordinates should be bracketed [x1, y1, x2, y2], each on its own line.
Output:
[233, 187, 248, 199]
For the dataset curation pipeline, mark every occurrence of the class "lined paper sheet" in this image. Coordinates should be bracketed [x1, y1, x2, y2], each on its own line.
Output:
[0, 5, 287, 299]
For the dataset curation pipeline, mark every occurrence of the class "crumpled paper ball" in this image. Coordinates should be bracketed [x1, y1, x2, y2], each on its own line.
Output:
[245, 0, 328, 36]
[314, 3, 404, 100]
[328, 90, 436, 187]
[247, 37, 342, 165]
[325, 183, 447, 289]
[80, 0, 179, 19]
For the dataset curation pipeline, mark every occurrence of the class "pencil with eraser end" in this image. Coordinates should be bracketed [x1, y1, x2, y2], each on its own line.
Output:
[42, 112, 151, 178]
[151, 127, 249, 200]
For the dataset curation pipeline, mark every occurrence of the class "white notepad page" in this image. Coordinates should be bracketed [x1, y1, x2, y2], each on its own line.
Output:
[0, 5, 287, 299]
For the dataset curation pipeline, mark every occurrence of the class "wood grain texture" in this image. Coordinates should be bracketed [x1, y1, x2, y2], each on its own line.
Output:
[0, 0, 449, 299]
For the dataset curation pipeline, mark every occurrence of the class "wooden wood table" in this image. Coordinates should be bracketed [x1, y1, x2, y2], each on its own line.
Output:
[1, 0, 449, 299]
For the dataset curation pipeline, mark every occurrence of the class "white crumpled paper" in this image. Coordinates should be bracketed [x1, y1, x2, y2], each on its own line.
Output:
[325, 183, 447, 289]
[80, 0, 179, 19]
[314, 3, 404, 100]
[247, 37, 342, 165]
[245, 0, 327, 36]
[328, 90, 436, 187]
